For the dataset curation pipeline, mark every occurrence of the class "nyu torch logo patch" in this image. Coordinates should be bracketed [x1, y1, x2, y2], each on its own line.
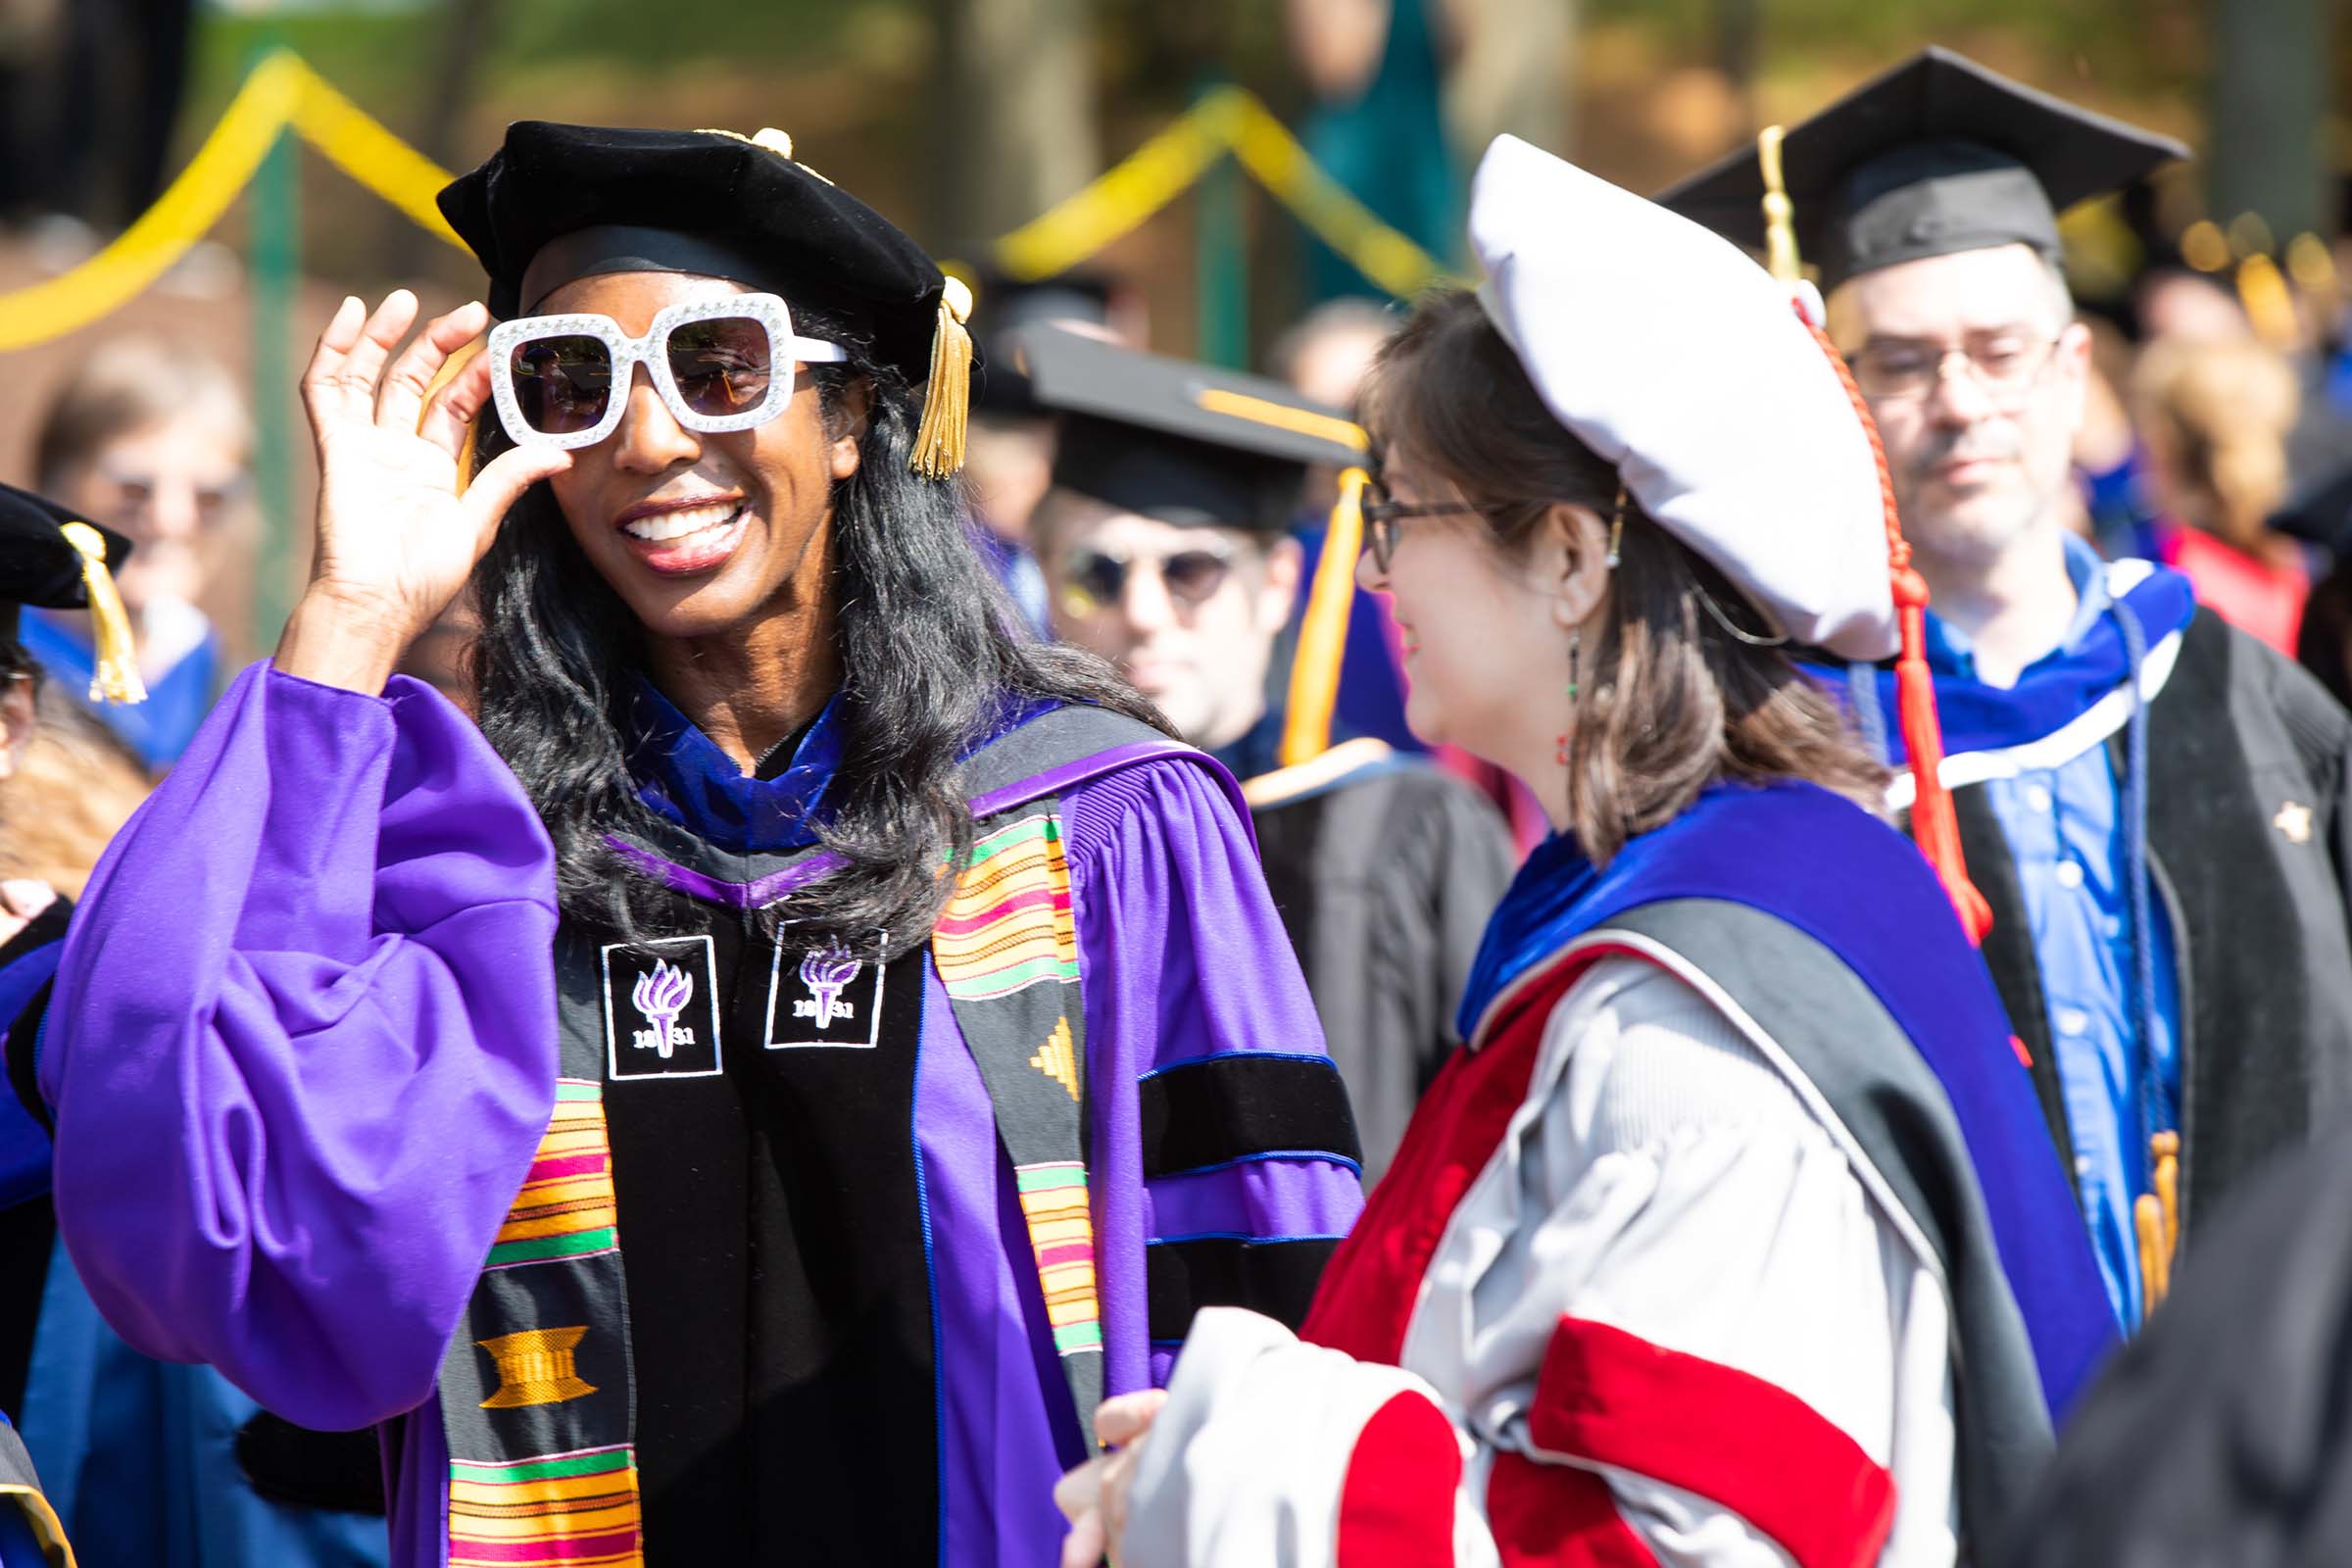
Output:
[603, 936, 722, 1079]
[797, 950, 860, 1029]
[766, 930, 888, 1050]
[631, 961, 695, 1057]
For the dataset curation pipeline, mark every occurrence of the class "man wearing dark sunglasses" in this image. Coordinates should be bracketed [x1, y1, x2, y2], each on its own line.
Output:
[1027, 328, 1515, 1182]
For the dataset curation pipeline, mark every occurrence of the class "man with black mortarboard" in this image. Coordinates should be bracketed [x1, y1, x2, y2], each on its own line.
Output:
[1663, 47, 2352, 1332]
[1024, 327, 1515, 1182]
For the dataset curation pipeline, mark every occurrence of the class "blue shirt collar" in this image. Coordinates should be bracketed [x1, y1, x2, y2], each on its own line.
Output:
[1923, 533, 2111, 682]
[624, 676, 847, 855]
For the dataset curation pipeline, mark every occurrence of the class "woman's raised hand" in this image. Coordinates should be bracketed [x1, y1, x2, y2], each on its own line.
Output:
[275, 290, 572, 693]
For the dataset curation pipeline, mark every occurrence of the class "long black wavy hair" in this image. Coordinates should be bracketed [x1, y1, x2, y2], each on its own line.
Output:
[466, 300, 1169, 952]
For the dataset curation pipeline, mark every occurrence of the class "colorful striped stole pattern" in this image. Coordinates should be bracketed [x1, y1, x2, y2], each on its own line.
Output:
[935, 808, 1102, 1371]
[488, 1080, 618, 1270]
[447, 1445, 642, 1568]
[934, 813, 1080, 1001]
[1016, 1160, 1101, 1355]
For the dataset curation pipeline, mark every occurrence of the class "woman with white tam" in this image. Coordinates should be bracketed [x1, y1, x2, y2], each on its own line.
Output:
[1053, 136, 2116, 1567]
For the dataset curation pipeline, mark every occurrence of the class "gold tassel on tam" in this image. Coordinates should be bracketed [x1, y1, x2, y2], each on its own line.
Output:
[910, 275, 975, 480]
[1758, 125, 1802, 286]
[59, 520, 145, 706]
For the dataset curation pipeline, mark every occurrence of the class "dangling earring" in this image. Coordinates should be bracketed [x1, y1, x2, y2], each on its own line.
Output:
[1606, 485, 1626, 570]
[1555, 625, 1582, 765]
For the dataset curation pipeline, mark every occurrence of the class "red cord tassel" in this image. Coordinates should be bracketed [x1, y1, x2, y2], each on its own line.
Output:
[1801, 312, 1993, 945]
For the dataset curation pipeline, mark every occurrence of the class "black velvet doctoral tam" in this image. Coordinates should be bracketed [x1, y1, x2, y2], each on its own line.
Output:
[438, 122, 953, 386]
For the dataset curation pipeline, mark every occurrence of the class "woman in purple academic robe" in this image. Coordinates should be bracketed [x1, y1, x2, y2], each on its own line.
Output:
[23, 125, 1362, 1568]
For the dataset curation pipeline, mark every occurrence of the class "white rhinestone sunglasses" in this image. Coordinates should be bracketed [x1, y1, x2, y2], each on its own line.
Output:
[486, 292, 847, 450]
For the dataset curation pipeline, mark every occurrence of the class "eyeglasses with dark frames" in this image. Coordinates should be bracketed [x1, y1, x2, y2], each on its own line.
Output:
[1360, 474, 1498, 572]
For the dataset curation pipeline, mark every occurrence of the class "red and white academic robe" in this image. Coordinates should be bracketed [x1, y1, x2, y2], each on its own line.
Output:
[1123, 956, 1957, 1567]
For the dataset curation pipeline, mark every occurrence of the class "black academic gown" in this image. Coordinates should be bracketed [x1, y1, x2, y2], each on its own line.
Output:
[1220, 720, 1517, 1185]
[1957, 610, 2352, 1242]
[2003, 1124, 2352, 1565]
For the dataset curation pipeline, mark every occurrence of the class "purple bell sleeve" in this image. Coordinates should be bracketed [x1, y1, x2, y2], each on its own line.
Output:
[1062, 757, 1365, 1396]
[41, 662, 559, 1432]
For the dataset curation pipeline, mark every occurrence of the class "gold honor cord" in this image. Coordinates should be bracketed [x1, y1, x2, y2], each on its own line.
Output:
[2134, 1130, 2181, 1319]
[1280, 466, 1370, 768]
[0, 1483, 75, 1568]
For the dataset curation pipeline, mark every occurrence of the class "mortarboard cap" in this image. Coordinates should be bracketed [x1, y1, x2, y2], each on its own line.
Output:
[439, 122, 976, 477]
[968, 268, 1117, 416]
[1655, 48, 2187, 292]
[0, 483, 140, 703]
[1027, 327, 1374, 768]
[1025, 326, 1364, 532]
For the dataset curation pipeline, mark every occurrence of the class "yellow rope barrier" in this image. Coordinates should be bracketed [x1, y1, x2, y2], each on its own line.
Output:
[0, 55, 1446, 351]
[1224, 94, 1446, 299]
[0, 50, 463, 351]
[994, 83, 1447, 295]
[0, 53, 300, 351]
[286, 62, 465, 248]
[995, 87, 1249, 282]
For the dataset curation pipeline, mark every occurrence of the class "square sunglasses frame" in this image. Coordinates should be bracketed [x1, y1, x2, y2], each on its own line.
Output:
[486, 291, 848, 450]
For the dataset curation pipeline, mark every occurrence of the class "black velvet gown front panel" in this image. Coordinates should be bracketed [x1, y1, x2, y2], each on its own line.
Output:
[576, 909, 937, 1566]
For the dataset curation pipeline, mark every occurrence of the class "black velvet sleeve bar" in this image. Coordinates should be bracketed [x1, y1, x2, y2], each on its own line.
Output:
[3, 982, 49, 1140]
[1137, 1054, 1363, 1178]
[1146, 1236, 1343, 1340]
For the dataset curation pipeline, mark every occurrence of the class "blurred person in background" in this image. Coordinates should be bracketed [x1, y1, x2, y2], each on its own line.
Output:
[2135, 266, 2251, 346]
[0, 0, 193, 233]
[2132, 336, 2311, 655]
[1028, 327, 1514, 1182]
[1268, 298, 1394, 435]
[1286, 0, 1460, 303]
[0, 701, 146, 903]
[0, 488, 155, 1568]
[960, 270, 1128, 632]
[0, 455, 389, 1568]
[25, 335, 251, 771]
[1667, 48, 2352, 1333]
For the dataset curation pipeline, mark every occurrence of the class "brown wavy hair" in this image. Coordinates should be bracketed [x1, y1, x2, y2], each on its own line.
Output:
[1365, 287, 1888, 865]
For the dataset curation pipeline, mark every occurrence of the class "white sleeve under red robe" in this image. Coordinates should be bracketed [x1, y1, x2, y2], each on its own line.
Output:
[1121, 956, 1959, 1568]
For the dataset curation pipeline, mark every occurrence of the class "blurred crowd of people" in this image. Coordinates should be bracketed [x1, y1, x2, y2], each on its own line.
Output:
[11, 11, 2352, 1566]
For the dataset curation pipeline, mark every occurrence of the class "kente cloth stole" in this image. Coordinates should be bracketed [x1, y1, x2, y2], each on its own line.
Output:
[931, 806, 1103, 1431]
[432, 706, 1194, 1566]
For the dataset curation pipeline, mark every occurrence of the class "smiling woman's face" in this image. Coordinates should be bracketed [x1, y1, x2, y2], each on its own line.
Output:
[535, 270, 860, 642]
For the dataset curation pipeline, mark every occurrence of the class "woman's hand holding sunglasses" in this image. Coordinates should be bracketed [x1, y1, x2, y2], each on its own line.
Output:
[276, 289, 574, 695]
